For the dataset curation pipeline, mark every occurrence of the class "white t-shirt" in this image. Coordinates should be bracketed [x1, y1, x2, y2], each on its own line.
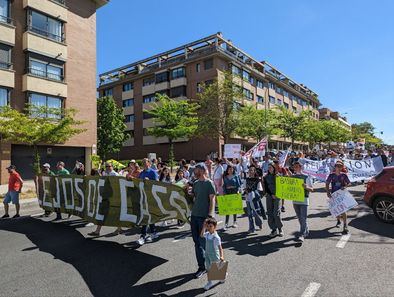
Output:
[204, 231, 221, 248]
[213, 165, 224, 180]
[102, 170, 119, 176]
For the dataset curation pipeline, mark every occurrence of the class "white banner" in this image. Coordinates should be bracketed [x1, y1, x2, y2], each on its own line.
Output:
[224, 144, 242, 159]
[328, 189, 358, 217]
[278, 150, 290, 167]
[244, 138, 268, 159]
[299, 157, 384, 182]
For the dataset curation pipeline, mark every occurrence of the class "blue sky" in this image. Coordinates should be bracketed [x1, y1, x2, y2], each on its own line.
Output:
[97, 0, 394, 144]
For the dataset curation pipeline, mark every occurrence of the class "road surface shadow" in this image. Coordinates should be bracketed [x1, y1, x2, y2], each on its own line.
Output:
[349, 214, 394, 240]
[0, 217, 168, 297]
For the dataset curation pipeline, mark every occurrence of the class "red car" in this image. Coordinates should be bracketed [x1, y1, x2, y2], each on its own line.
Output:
[364, 166, 394, 224]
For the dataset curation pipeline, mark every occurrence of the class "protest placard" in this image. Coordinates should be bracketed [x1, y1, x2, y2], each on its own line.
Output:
[328, 189, 358, 217]
[224, 144, 242, 159]
[275, 176, 305, 202]
[217, 194, 244, 216]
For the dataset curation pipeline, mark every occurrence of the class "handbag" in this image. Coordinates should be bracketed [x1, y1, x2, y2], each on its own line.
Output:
[207, 260, 228, 281]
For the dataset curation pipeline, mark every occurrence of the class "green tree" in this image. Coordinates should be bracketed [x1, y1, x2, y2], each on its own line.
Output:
[97, 96, 128, 161]
[236, 105, 279, 141]
[351, 122, 383, 147]
[276, 105, 312, 147]
[197, 71, 243, 143]
[0, 105, 85, 175]
[300, 119, 326, 148]
[316, 120, 352, 148]
[144, 94, 199, 170]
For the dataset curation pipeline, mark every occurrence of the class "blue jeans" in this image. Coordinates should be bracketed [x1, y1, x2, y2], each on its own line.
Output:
[141, 224, 156, 237]
[246, 201, 262, 231]
[293, 204, 309, 236]
[266, 194, 283, 231]
[191, 215, 206, 270]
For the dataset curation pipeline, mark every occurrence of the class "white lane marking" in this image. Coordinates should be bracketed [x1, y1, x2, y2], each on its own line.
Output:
[356, 211, 368, 218]
[30, 213, 44, 218]
[301, 282, 321, 297]
[336, 234, 351, 248]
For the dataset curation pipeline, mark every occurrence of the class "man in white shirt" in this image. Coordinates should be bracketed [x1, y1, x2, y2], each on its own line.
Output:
[102, 162, 119, 176]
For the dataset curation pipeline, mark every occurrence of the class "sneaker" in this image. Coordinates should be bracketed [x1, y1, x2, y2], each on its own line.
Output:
[248, 229, 255, 234]
[136, 236, 145, 246]
[343, 227, 349, 234]
[335, 219, 341, 228]
[219, 279, 226, 284]
[160, 221, 167, 227]
[281, 206, 285, 212]
[223, 224, 228, 231]
[278, 229, 284, 237]
[194, 269, 206, 279]
[1, 214, 10, 219]
[67, 214, 73, 219]
[177, 224, 185, 229]
[88, 231, 100, 237]
[232, 222, 238, 228]
[269, 230, 277, 237]
[151, 232, 159, 240]
[12, 214, 20, 218]
[145, 235, 153, 243]
[297, 236, 304, 242]
[204, 281, 214, 291]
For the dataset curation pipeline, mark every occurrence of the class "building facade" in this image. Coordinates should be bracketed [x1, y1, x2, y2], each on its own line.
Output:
[319, 107, 351, 130]
[98, 33, 320, 161]
[0, 0, 107, 183]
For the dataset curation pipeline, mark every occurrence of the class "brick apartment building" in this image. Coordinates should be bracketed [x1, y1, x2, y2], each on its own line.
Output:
[319, 107, 351, 130]
[0, 0, 108, 183]
[98, 33, 320, 161]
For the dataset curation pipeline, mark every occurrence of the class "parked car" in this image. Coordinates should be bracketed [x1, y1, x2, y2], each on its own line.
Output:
[364, 166, 394, 223]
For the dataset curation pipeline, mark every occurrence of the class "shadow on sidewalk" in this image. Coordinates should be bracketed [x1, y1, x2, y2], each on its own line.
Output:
[0, 217, 168, 297]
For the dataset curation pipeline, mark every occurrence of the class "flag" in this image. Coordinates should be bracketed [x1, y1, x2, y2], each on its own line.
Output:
[245, 138, 268, 159]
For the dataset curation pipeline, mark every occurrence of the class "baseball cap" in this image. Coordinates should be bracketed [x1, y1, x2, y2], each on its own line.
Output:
[43, 163, 51, 168]
[195, 163, 206, 170]
[6, 165, 16, 170]
[130, 159, 136, 163]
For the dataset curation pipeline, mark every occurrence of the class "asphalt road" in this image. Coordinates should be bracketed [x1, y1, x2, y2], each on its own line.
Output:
[0, 184, 393, 297]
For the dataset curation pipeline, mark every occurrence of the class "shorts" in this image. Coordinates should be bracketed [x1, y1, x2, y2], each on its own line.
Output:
[3, 190, 20, 204]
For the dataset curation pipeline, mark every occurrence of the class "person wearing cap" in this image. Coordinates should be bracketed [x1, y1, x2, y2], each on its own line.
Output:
[325, 161, 351, 234]
[190, 162, 216, 279]
[2, 165, 23, 219]
[42, 163, 55, 176]
[54, 161, 70, 220]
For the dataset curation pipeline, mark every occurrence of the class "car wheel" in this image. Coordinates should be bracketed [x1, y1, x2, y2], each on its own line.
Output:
[373, 196, 394, 224]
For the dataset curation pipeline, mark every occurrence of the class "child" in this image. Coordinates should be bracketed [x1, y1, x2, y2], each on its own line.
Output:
[200, 217, 225, 291]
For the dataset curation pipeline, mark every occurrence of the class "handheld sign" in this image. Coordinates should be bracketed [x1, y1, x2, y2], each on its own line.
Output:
[328, 189, 358, 217]
[275, 176, 305, 202]
[217, 194, 244, 216]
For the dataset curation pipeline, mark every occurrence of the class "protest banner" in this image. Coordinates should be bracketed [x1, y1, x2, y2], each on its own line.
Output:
[328, 189, 358, 217]
[37, 175, 193, 227]
[217, 194, 244, 216]
[275, 176, 305, 202]
[244, 137, 267, 159]
[224, 144, 242, 159]
[278, 149, 290, 167]
[299, 158, 331, 182]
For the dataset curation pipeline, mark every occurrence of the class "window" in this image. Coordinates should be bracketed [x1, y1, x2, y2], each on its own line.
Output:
[197, 82, 202, 93]
[0, 87, 9, 107]
[268, 82, 275, 89]
[0, 43, 11, 69]
[292, 106, 297, 113]
[242, 70, 250, 82]
[284, 102, 289, 109]
[243, 88, 253, 100]
[143, 76, 155, 86]
[170, 86, 187, 98]
[143, 94, 155, 103]
[126, 130, 134, 138]
[277, 99, 283, 106]
[124, 114, 135, 122]
[256, 79, 264, 89]
[28, 55, 64, 81]
[257, 95, 264, 104]
[196, 63, 200, 72]
[269, 96, 275, 104]
[28, 10, 64, 42]
[171, 67, 185, 80]
[143, 128, 150, 136]
[143, 112, 153, 120]
[103, 88, 113, 96]
[204, 58, 213, 70]
[231, 65, 242, 76]
[122, 98, 134, 107]
[29, 92, 62, 118]
[122, 82, 133, 92]
[155, 71, 169, 83]
[283, 90, 289, 98]
[276, 87, 283, 95]
[0, 0, 11, 24]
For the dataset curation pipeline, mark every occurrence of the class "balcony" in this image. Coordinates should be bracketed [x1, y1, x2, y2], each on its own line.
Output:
[23, 0, 68, 22]
[123, 106, 134, 115]
[170, 77, 187, 88]
[142, 84, 155, 96]
[123, 137, 134, 147]
[28, 67, 64, 82]
[125, 122, 134, 131]
[23, 74, 67, 97]
[122, 89, 134, 99]
[155, 81, 169, 91]
[143, 136, 155, 145]
[23, 31, 67, 60]
[0, 19, 15, 45]
[0, 68, 14, 88]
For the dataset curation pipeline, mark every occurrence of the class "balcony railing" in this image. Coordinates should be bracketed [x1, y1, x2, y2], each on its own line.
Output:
[52, 0, 66, 5]
[0, 61, 12, 70]
[0, 14, 14, 25]
[28, 67, 64, 82]
[27, 25, 65, 43]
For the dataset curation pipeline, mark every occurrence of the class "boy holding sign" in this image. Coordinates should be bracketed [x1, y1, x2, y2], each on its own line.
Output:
[292, 162, 314, 242]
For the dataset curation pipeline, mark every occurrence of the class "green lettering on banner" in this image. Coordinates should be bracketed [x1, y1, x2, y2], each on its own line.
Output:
[217, 194, 245, 216]
[37, 175, 193, 227]
[275, 176, 305, 202]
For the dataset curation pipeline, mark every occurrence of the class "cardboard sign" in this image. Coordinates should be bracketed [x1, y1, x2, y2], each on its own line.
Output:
[208, 261, 228, 281]
[275, 176, 305, 202]
[224, 144, 242, 159]
[328, 189, 358, 217]
[217, 194, 244, 215]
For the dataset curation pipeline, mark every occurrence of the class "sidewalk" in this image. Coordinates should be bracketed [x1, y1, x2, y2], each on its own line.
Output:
[0, 180, 36, 195]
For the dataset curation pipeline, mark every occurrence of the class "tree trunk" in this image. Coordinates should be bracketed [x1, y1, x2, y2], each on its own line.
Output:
[169, 139, 174, 173]
[33, 145, 40, 193]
